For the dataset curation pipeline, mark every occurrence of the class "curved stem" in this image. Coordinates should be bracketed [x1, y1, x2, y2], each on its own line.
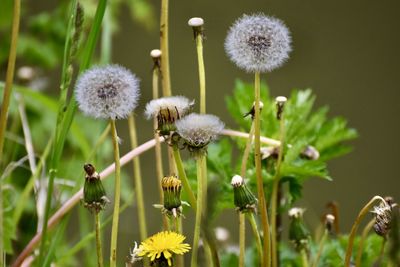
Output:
[109, 119, 121, 267]
[240, 124, 255, 177]
[95, 213, 104, 267]
[248, 213, 263, 265]
[254, 71, 270, 267]
[271, 115, 285, 267]
[191, 156, 205, 267]
[160, 0, 171, 96]
[222, 129, 280, 147]
[312, 230, 328, 267]
[355, 219, 374, 267]
[239, 213, 246, 267]
[195, 32, 206, 114]
[128, 115, 148, 242]
[173, 147, 197, 210]
[301, 249, 309, 267]
[344, 196, 386, 266]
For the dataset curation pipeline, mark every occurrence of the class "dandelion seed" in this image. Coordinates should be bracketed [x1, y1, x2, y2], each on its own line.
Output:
[75, 64, 140, 120]
[176, 113, 224, 156]
[225, 14, 291, 73]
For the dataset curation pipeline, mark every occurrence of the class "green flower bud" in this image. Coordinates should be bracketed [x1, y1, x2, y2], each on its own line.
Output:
[231, 175, 257, 213]
[162, 176, 182, 217]
[288, 208, 310, 251]
[83, 163, 109, 213]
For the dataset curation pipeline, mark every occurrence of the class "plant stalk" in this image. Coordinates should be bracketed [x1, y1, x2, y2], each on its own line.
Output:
[239, 213, 246, 267]
[271, 114, 285, 267]
[248, 213, 263, 265]
[194, 31, 206, 114]
[95, 213, 104, 267]
[344, 196, 386, 266]
[160, 0, 171, 96]
[109, 119, 122, 267]
[128, 115, 148, 242]
[254, 71, 270, 267]
[301, 249, 309, 267]
[355, 219, 374, 267]
[312, 230, 328, 267]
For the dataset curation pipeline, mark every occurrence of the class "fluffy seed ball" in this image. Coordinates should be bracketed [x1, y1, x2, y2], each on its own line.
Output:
[75, 64, 140, 120]
[225, 14, 292, 73]
[176, 113, 224, 148]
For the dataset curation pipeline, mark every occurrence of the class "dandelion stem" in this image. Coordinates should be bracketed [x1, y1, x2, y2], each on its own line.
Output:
[239, 213, 246, 267]
[194, 29, 206, 114]
[160, 0, 171, 96]
[173, 147, 197, 210]
[95, 213, 104, 267]
[128, 115, 148, 241]
[301, 249, 309, 267]
[175, 217, 184, 267]
[312, 230, 328, 267]
[248, 213, 263, 265]
[191, 156, 205, 267]
[355, 219, 374, 267]
[0, 0, 20, 262]
[344, 196, 386, 266]
[109, 119, 121, 267]
[240, 123, 255, 177]
[271, 113, 285, 267]
[254, 71, 270, 267]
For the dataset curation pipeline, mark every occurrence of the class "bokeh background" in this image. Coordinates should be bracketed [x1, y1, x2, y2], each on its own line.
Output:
[5, 0, 400, 263]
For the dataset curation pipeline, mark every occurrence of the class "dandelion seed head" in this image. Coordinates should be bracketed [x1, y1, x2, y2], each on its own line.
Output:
[75, 64, 140, 120]
[176, 113, 224, 149]
[144, 96, 193, 120]
[225, 14, 291, 73]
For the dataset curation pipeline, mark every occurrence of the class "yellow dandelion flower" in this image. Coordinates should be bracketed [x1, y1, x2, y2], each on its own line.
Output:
[138, 231, 191, 266]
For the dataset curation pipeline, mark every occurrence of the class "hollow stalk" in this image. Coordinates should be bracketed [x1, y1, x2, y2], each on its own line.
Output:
[95, 213, 104, 267]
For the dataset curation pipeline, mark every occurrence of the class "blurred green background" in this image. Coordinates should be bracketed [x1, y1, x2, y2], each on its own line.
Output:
[3, 0, 400, 263]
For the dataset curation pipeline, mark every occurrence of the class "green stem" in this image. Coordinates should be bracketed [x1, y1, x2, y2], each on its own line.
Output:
[301, 249, 309, 267]
[195, 32, 206, 114]
[355, 219, 374, 267]
[254, 71, 270, 267]
[312, 230, 328, 267]
[172, 147, 197, 210]
[271, 114, 285, 267]
[176, 217, 184, 267]
[128, 115, 148, 242]
[160, 0, 171, 96]
[191, 156, 205, 267]
[239, 213, 246, 267]
[0, 0, 20, 262]
[100, 7, 112, 64]
[95, 213, 104, 267]
[109, 119, 121, 267]
[240, 123, 255, 177]
[344, 196, 386, 266]
[248, 213, 263, 265]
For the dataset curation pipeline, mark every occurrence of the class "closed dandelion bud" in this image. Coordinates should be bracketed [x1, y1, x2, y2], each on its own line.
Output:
[75, 64, 140, 120]
[288, 207, 310, 251]
[275, 96, 287, 120]
[372, 199, 393, 236]
[176, 113, 224, 157]
[83, 163, 109, 213]
[145, 96, 194, 136]
[231, 175, 257, 213]
[161, 176, 182, 218]
[225, 14, 292, 73]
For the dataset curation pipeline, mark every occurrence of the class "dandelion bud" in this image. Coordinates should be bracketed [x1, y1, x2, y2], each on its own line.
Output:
[83, 163, 109, 213]
[275, 96, 287, 120]
[301, 145, 320, 160]
[176, 113, 224, 157]
[225, 14, 291, 73]
[161, 176, 183, 218]
[75, 64, 140, 120]
[244, 101, 264, 119]
[145, 96, 194, 136]
[288, 207, 310, 251]
[372, 200, 393, 236]
[231, 175, 257, 213]
[150, 49, 162, 70]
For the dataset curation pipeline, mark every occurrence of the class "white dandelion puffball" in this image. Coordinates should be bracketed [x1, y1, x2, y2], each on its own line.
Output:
[176, 113, 224, 148]
[144, 96, 194, 121]
[225, 14, 292, 73]
[75, 64, 140, 120]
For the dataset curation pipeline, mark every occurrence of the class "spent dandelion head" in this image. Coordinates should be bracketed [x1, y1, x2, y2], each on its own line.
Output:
[75, 64, 140, 120]
[372, 199, 393, 236]
[145, 96, 194, 136]
[231, 175, 257, 213]
[176, 113, 224, 157]
[82, 163, 109, 213]
[138, 231, 191, 266]
[225, 14, 291, 73]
